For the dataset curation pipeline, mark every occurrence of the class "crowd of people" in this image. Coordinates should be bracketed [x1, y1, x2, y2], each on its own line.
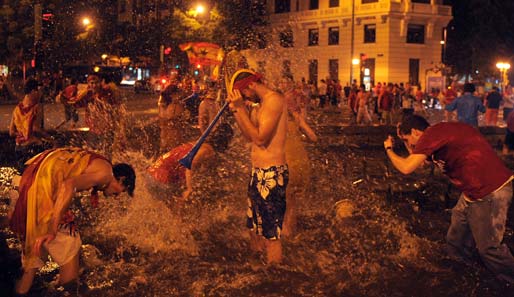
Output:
[4, 69, 514, 295]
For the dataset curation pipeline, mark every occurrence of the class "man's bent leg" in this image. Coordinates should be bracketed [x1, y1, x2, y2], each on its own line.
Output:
[15, 268, 37, 295]
[265, 240, 282, 264]
[445, 194, 474, 263]
[249, 230, 265, 253]
[468, 185, 514, 283]
[282, 189, 297, 238]
[58, 252, 79, 285]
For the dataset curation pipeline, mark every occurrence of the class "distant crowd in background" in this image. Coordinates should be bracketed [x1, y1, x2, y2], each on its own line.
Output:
[3, 69, 514, 130]
[275, 76, 514, 129]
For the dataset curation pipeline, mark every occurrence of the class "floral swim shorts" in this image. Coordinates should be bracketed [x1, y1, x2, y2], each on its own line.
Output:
[246, 164, 289, 240]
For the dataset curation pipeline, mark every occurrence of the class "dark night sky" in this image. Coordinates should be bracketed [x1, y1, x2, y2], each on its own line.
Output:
[441, 0, 514, 75]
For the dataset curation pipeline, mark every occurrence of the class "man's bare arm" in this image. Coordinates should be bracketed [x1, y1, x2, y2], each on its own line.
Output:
[232, 106, 253, 141]
[387, 151, 427, 174]
[234, 93, 284, 147]
[49, 160, 112, 235]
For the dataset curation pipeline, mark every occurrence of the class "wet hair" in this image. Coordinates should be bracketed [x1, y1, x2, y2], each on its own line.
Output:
[113, 163, 136, 196]
[463, 83, 475, 93]
[24, 78, 39, 94]
[206, 122, 234, 153]
[398, 115, 430, 135]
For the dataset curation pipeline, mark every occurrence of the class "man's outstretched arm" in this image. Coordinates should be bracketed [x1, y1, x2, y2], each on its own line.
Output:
[384, 136, 427, 174]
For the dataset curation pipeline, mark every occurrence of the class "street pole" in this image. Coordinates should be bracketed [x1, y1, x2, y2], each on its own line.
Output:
[442, 27, 447, 65]
[34, 1, 44, 129]
[350, 0, 355, 85]
[34, 2, 42, 70]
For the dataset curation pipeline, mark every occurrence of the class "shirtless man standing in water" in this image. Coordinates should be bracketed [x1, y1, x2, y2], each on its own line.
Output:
[227, 70, 288, 264]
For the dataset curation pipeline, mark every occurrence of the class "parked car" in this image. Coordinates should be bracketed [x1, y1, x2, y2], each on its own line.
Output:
[134, 79, 154, 93]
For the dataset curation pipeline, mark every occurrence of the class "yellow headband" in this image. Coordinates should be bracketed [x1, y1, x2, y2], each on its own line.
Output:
[228, 69, 256, 93]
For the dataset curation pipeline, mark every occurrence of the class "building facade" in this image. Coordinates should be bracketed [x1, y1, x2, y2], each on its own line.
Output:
[241, 0, 452, 90]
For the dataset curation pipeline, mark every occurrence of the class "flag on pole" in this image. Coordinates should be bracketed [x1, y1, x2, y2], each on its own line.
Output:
[179, 42, 224, 66]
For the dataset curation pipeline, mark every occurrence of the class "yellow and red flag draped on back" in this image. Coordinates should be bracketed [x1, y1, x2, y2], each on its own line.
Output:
[179, 42, 224, 66]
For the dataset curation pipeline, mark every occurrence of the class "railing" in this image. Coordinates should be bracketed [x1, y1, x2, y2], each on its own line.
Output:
[269, 1, 452, 22]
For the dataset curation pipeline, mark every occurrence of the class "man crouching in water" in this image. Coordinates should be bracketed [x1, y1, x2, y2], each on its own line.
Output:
[227, 69, 288, 264]
[8, 147, 136, 295]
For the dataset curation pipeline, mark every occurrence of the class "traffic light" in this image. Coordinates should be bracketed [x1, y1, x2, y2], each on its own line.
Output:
[164, 47, 172, 55]
[42, 10, 54, 38]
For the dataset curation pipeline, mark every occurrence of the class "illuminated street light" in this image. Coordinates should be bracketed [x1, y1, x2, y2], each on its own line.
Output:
[496, 62, 511, 71]
[188, 3, 207, 17]
[82, 17, 91, 27]
[101, 54, 108, 65]
[496, 62, 511, 93]
[352, 58, 360, 65]
[195, 4, 205, 15]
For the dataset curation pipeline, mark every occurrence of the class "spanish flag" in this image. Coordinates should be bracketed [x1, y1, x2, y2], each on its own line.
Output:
[179, 42, 224, 66]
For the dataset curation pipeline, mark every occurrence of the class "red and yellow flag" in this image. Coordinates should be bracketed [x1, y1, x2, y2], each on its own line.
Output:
[179, 42, 224, 66]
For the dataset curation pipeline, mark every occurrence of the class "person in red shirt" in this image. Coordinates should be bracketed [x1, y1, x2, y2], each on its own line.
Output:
[443, 83, 458, 122]
[383, 115, 514, 284]
[378, 83, 394, 125]
[59, 78, 79, 128]
[147, 122, 233, 200]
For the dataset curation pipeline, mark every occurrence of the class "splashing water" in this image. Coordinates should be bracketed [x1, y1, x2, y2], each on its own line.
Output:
[1, 112, 512, 296]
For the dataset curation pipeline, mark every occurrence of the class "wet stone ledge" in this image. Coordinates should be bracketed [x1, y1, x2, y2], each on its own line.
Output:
[0, 124, 161, 166]
[316, 124, 507, 150]
[0, 124, 507, 165]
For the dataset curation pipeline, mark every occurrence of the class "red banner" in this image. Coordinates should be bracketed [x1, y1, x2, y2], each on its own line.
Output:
[179, 42, 224, 66]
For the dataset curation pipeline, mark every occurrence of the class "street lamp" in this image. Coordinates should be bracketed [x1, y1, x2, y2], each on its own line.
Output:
[195, 4, 205, 15]
[101, 54, 108, 65]
[349, 0, 355, 85]
[82, 17, 91, 27]
[496, 62, 511, 93]
[440, 40, 445, 64]
[188, 3, 206, 18]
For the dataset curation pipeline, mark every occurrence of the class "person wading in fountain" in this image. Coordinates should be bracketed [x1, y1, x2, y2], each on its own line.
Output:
[8, 147, 136, 295]
[383, 115, 514, 285]
[147, 122, 233, 200]
[278, 78, 318, 237]
[158, 82, 187, 154]
[9, 78, 53, 172]
[227, 69, 288, 264]
[75, 74, 122, 159]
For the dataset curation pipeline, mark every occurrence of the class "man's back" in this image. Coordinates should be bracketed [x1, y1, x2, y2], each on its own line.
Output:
[413, 122, 511, 200]
[446, 93, 485, 126]
[486, 91, 502, 109]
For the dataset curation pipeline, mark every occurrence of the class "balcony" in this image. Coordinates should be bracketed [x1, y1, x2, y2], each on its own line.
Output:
[269, 1, 452, 24]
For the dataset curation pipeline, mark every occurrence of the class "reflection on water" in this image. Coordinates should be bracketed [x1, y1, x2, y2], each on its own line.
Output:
[1, 125, 513, 296]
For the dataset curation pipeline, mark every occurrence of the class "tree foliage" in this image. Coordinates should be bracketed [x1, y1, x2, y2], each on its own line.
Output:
[0, 1, 36, 65]
[0, 0, 268, 70]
